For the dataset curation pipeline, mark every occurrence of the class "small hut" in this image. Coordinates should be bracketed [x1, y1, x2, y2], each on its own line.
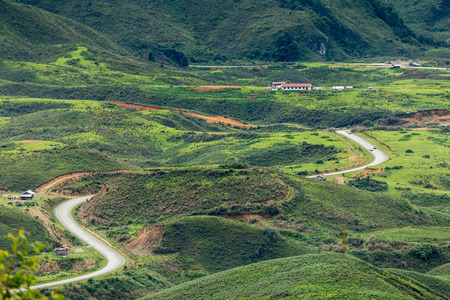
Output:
[55, 245, 71, 256]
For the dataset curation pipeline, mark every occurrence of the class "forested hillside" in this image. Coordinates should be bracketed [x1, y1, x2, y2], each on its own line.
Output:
[18, 0, 449, 62]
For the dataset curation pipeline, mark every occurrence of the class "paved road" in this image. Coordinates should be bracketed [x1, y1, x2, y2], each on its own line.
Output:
[31, 196, 125, 290]
[307, 130, 389, 178]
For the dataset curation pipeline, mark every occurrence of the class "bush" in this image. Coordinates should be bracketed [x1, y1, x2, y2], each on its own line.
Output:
[409, 244, 442, 261]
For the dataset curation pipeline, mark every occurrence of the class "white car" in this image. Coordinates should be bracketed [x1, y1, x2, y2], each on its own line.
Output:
[373, 146, 377, 149]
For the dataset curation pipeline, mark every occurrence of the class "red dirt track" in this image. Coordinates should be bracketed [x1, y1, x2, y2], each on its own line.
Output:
[108, 102, 256, 129]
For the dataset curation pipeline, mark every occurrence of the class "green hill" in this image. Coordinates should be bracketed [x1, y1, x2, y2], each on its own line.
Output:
[0, 206, 53, 250]
[429, 263, 450, 278]
[128, 216, 315, 277]
[143, 253, 450, 299]
[74, 169, 450, 281]
[390, 0, 449, 42]
[78, 170, 449, 235]
[0, 140, 131, 191]
[22, 0, 446, 62]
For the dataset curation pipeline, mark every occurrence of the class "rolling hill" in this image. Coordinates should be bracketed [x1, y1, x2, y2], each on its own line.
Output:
[144, 253, 450, 299]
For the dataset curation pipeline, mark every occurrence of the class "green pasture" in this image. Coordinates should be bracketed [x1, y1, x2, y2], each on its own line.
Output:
[1, 55, 449, 128]
[358, 130, 449, 201]
[360, 226, 450, 243]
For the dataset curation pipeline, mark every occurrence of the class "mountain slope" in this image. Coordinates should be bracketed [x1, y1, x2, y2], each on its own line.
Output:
[144, 254, 450, 299]
[22, 0, 443, 62]
[0, 0, 124, 61]
[390, 0, 449, 42]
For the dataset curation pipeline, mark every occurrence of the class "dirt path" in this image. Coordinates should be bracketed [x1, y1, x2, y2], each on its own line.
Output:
[35, 169, 132, 194]
[400, 110, 450, 126]
[108, 102, 257, 129]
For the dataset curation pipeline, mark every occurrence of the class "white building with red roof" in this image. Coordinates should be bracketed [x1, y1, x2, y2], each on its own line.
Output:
[270, 82, 312, 91]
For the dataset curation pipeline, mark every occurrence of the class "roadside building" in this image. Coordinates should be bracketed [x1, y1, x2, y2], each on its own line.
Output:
[55, 245, 71, 256]
[20, 190, 35, 200]
[270, 82, 312, 91]
[409, 61, 420, 67]
[332, 86, 345, 92]
[282, 83, 312, 90]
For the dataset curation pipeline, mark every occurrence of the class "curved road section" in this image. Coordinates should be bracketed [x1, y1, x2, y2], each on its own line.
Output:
[31, 196, 126, 290]
[307, 130, 389, 178]
[29, 131, 385, 289]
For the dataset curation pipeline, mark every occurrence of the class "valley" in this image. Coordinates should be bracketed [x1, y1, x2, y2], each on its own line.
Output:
[0, 0, 449, 298]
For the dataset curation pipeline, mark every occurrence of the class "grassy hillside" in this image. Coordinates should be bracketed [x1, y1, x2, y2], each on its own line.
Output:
[390, 0, 449, 42]
[354, 130, 450, 212]
[77, 170, 289, 228]
[0, 206, 53, 250]
[144, 253, 449, 299]
[128, 216, 316, 278]
[22, 0, 445, 62]
[0, 140, 130, 191]
[0, 98, 363, 176]
[77, 169, 450, 238]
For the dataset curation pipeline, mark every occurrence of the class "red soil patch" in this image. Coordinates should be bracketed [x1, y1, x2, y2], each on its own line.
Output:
[109, 102, 164, 111]
[20, 140, 40, 144]
[400, 110, 450, 126]
[35, 169, 132, 194]
[128, 225, 164, 255]
[108, 102, 256, 129]
[221, 214, 272, 222]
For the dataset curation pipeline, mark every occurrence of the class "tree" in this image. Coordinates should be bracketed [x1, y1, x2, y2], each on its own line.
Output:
[0, 230, 64, 299]
[272, 31, 301, 62]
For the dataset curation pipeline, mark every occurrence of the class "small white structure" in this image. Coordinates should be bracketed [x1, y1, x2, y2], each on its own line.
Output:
[332, 86, 344, 92]
[272, 82, 286, 89]
[345, 86, 353, 89]
[20, 190, 35, 200]
[313, 87, 324, 91]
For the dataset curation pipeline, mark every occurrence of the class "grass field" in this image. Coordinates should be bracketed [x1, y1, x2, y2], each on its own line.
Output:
[360, 226, 450, 243]
[352, 130, 450, 211]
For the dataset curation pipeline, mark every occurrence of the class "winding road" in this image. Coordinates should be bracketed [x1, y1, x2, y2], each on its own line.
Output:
[30, 130, 388, 290]
[307, 130, 389, 178]
[31, 196, 125, 290]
